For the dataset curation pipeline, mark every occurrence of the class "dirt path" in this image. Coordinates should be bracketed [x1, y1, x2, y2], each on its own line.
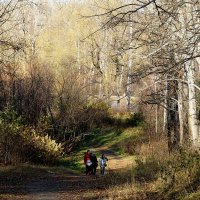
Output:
[95, 147, 135, 170]
[26, 178, 59, 200]
[25, 174, 107, 200]
[23, 150, 135, 200]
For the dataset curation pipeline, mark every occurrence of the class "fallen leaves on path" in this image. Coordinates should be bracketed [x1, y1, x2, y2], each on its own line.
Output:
[0, 150, 135, 200]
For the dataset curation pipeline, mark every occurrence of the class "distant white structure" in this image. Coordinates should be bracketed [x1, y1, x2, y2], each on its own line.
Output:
[110, 96, 138, 112]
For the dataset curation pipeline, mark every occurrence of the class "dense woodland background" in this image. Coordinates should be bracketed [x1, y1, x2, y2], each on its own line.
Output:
[0, 0, 200, 199]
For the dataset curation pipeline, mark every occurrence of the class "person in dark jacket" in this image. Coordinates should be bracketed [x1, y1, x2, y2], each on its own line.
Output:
[90, 152, 98, 175]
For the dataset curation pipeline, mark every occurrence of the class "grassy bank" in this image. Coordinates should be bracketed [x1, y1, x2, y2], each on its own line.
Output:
[64, 126, 144, 173]
[101, 141, 200, 200]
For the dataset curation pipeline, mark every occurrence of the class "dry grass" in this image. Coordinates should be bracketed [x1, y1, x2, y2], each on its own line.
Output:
[100, 136, 200, 200]
[105, 183, 139, 200]
[139, 135, 169, 160]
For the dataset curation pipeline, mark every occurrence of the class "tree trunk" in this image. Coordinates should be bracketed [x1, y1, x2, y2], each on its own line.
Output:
[185, 62, 199, 147]
[127, 24, 133, 110]
[166, 79, 180, 152]
[154, 78, 158, 134]
[163, 78, 168, 133]
[178, 81, 184, 145]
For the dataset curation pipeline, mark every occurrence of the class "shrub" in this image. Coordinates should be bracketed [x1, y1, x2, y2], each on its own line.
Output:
[126, 113, 144, 127]
[0, 120, 23, 164]
[134, 145, 200, 198]
[163, 148, 200, 185]
[85, 101, 110, 127]
[23, 128, 63, 164]
[134, 157, 163, 182]
[119, 136, 141, 155]
[106, 112, 145, 128]
[0, 108, 63, 165]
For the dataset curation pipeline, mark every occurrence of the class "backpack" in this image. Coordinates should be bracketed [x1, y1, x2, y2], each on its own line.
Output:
[86, 159, 92, 166]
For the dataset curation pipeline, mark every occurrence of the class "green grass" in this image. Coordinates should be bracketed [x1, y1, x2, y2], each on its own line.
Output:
[57, 158, 85, 173]
[65, 126, 144, 172]
[82, 128, 123, 149]
[81, 127, 144, 152]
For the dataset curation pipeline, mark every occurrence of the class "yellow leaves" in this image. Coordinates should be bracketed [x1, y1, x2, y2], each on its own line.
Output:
[36, 1, 97, 67]
[29, 129, 63, 155]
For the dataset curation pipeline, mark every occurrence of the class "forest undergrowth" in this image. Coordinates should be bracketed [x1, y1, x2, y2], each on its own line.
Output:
[0, 0, 200, 199]
[102, 133, 200, 200]
[1, 111, 200, 200]
[59, 111, 200, 200]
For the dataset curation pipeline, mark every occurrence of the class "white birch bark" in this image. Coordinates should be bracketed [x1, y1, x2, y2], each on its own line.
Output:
[119, 64, 124, 96]
[178, 81, 184, 145]
[99, 30, 107, 98]
[127, 24, 133, 110]
[48, 0, 54, 13]
[163, 78, 168, 132]
[185, 62, 199, 147]
[178, 3, 199, 147]
[32, 1, 38, 55]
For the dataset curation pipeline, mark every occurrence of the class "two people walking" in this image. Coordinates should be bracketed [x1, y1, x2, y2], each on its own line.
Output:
[84, 150, 108, 175]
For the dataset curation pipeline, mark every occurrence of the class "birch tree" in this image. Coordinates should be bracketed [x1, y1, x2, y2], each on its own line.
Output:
[90, 0, 200, 149]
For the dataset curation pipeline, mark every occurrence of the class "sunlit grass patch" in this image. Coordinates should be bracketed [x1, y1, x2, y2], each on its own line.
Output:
[82, 126, 144, 153]
[65, 126, 143, 171]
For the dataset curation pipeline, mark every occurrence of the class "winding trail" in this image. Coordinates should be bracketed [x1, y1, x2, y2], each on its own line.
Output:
[25, 172, 106, 200]
[24, 149, 135, 200]
[95, 147, 135, 170]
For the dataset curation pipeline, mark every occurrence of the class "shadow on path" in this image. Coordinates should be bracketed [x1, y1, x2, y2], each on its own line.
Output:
[0, 147, 135, 200]
[26, 174, 107, 200]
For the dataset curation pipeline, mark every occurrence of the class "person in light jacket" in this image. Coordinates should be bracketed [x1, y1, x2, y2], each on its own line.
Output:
[99, 154, 108, 175]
